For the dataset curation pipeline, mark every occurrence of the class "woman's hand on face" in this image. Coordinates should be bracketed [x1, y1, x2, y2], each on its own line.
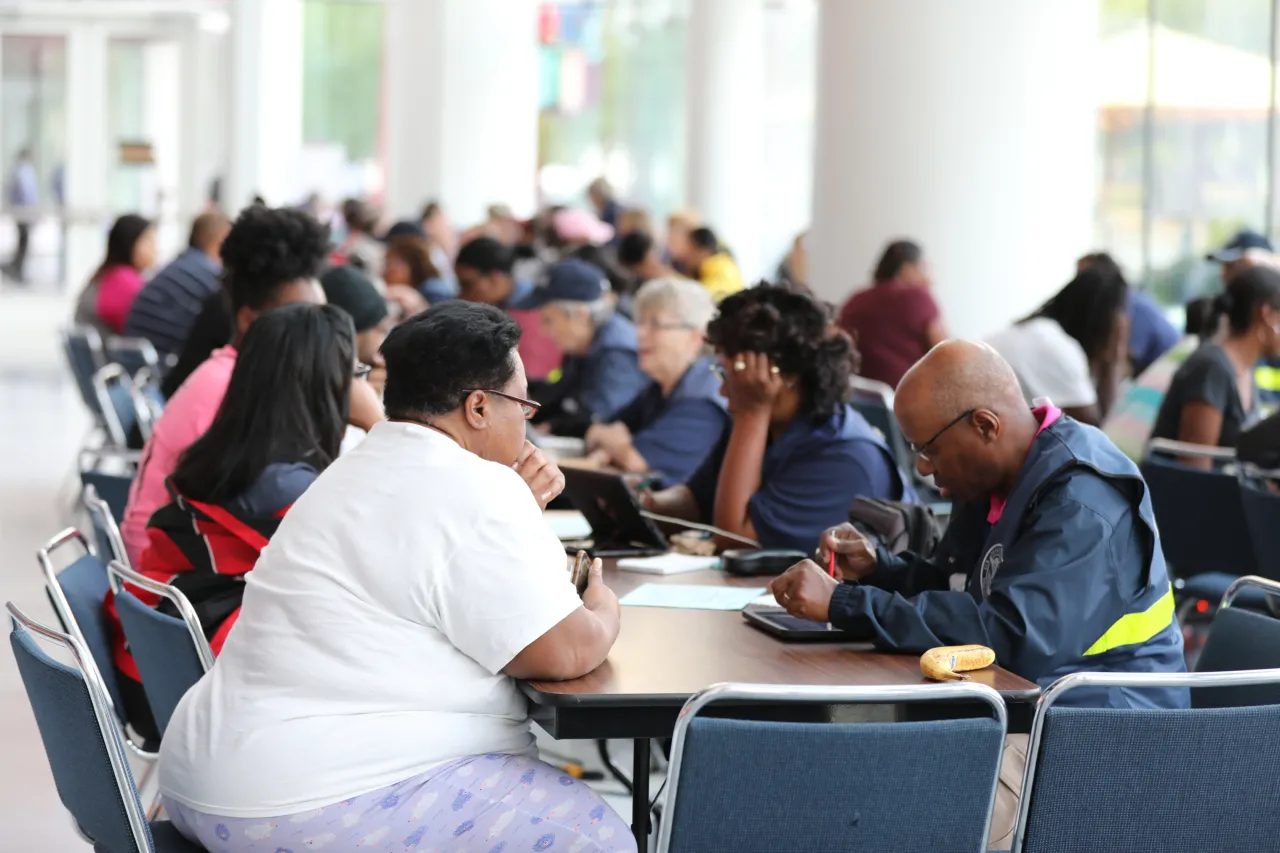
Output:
[348, 377, 385, 433]
[723, 351, 785, 415]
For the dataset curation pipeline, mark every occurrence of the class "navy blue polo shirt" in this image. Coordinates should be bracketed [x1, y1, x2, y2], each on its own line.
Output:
[558, 312, 649, 421]
[1127, 290, 1179, 376]
[685, 403, 912, 553]
[124, 248, 222, 356]
[614, 354, 729, 487]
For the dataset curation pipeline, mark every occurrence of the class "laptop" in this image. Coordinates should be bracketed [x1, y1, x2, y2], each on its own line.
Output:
[559, 468, 668, 557]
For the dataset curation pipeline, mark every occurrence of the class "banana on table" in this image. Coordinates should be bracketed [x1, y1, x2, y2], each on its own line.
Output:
[920, 645, 996, 681]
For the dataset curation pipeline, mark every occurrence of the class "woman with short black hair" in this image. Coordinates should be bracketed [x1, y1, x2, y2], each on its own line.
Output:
[646, 284, 914, 553]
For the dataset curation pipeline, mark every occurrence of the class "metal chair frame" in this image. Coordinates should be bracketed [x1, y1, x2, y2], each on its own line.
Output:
[105, 560, 215, 673]
[83, 484, 131, 583]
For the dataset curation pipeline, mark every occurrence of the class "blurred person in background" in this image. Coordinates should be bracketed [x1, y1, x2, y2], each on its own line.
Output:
[1078, 252, 1178, 377]
[584, 277, 728, 486]
[616, 206, 653, 239]
[675, 225, 744, 303]
[124, 212, 231, 357]
[122, 206, 382, 567]
[419, 200, 457, 281]
[320, 265, 392, 396]
[3, 146, 37, 283]
[644, 285, 913, 553]
[666, 209, 700, 275]
[777, 231, 809, 291]
[587, 176, 621, 229]
[986, 265, 1130, 426]
[455, 235, 561, 380]
[379, 226, 436, 313]
[1151, 266, 1280, 462]
[105, 303, 359, 739]
[1205, 230, 1280, 409]
[618, 230, 679, 291]
[331, 198, 383, 275]
[74, 214, 156, 337]
[517, 258, 647, 435]
[552, 207, 614, 250]
[837, 239, 945, 389]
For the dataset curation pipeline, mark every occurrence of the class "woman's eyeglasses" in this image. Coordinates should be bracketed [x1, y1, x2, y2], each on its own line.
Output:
[354, 363, 373, 382]
[636, 319, 694, 333]
[466, 388, 542, 420]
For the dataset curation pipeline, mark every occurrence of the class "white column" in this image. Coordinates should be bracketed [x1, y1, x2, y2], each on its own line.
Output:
[178, 19, 228, 221]
[384, 0, 539, 227]
[64, 22, 110, 293]
[808, 0, 1098, 339]
[227, 0, 303, 210]
[684, 0, 766, 281]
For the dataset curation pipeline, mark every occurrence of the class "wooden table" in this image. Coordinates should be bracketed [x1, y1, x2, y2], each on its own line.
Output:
[519, 560, 1039, 850]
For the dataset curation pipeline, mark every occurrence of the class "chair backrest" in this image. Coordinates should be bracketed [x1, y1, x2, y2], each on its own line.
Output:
[80, 467, 134, 526]
[84, 484, 130, 574]
[7, 602, 154, 853]
[1193, 576, 1280, 707]
[1139, 453, 1255, 577]
[104, 336, 160, 379]
[849, 376, 912, 465]
[62, 325, 107, 419]
[1240, 481, 1280, 582]
[1014, 668, 1280, 853]
[657, 682, 1006, 853]
[38, 529, 127, 719]
[106, 561, 213, 735]
[93, 363, 142, 450]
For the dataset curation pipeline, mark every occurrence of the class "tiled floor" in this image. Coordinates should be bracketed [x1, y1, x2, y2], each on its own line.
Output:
[0, 290, 657, 850]
[0, 291, 95, 849]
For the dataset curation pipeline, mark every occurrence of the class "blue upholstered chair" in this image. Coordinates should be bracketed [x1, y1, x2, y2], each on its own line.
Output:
[84, 484, 131, 570]
[106, 560, 213, 735]
[80, 462, 135, 526]
[657, 681, 1007, 853]
[7, 602, 205, 852]
[1192, 575, 1280, 707]
[1012, 668, 1280, 853]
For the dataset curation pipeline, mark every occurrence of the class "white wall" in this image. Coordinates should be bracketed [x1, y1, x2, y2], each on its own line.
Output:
[808, 0, 1098, 339]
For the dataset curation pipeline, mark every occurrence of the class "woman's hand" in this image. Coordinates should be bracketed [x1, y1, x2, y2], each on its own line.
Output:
[816, 522, 878, 581]
[723, 351, 785, 415]
[586, 422, 633, 457]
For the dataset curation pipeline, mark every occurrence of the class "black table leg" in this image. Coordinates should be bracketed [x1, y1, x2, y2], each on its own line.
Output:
[632, 737, 651, 851]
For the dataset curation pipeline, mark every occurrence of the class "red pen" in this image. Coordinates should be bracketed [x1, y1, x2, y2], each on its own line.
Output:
[828, 550, 836, 578]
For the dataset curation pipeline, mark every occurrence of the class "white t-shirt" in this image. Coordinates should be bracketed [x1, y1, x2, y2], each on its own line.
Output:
[985, 317, 1098, 409]
[158, 421, 582, 817]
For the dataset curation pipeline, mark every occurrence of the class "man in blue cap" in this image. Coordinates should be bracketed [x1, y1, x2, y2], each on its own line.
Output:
[518, 258, 648, 436]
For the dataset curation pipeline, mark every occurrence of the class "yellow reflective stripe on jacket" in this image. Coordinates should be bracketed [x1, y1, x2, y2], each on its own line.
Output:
[1082, 586, 1176, 656]
[1256, 365, 1280, 392]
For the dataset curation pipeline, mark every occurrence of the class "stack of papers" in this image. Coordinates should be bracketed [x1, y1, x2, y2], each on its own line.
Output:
[616, 554, 720, 575]
[619, 584, 767, 611]
[545, 511, 593, 541]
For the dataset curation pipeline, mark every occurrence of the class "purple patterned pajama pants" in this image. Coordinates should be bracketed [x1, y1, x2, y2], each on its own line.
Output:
[165, 753, 636, 853]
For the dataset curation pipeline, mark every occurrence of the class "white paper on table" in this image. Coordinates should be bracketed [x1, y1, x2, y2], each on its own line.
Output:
[545, 511, 593, 541]
[619, 583, 767, 611]
[616, 554, 720, 575]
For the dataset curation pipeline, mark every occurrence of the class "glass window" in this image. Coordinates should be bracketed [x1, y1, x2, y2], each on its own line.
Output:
[1, 35, 66, 211]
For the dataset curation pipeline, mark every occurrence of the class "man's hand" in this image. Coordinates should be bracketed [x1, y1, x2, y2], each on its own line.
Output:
[348, 377, 386, 433]
[515, 440, 566, 509]
[768, 560, 839, 623]
[816, 522, 878, 581]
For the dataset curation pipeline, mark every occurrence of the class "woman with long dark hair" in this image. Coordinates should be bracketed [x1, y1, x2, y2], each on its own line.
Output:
[105, 302, 357, 735]
[74, 213, 157, 335]
[986, 265, 1130, 425]
[645, 284, 914, 553]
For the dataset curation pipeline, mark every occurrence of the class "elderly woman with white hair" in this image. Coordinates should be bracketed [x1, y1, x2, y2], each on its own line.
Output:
[584, 277, 729, 486]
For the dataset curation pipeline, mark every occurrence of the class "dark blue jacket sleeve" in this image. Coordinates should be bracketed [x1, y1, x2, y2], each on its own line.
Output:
[581, 348, 649, 421]
[632, 399, 731, 486]
[749, 439, 896, 553]
[827, 477, 1146, 680]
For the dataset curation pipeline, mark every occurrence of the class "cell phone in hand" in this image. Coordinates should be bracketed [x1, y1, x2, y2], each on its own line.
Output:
[570, 550, 592, 597]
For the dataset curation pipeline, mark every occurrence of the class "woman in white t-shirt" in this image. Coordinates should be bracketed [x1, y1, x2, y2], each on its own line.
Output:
[985, 264, 1130, 425]
[159, 302, 631, 852]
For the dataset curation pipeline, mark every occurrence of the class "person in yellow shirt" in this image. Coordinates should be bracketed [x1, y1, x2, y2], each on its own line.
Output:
[680, 225, 745, 303]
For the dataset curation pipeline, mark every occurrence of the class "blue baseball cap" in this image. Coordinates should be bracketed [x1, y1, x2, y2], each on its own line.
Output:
[513, 259, 610, 310]
[1207, 229, 1274, 263]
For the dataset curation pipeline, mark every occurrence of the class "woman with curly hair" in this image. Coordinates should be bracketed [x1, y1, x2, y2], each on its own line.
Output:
[646, 284, 914, 553]
[121, 205, 385, 567]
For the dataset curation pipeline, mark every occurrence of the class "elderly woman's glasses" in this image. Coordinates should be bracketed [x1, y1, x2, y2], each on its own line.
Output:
[466, 388, 541, 420]
[354, 363, 373, 382]
[908, 409, 975, 460]
[636, 319, 694, 333]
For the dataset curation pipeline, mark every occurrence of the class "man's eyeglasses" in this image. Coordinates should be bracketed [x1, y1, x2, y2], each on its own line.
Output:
[908, 409, 975, 460]
[354, 363, 373, 382]
[466, 388, 542, 420]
